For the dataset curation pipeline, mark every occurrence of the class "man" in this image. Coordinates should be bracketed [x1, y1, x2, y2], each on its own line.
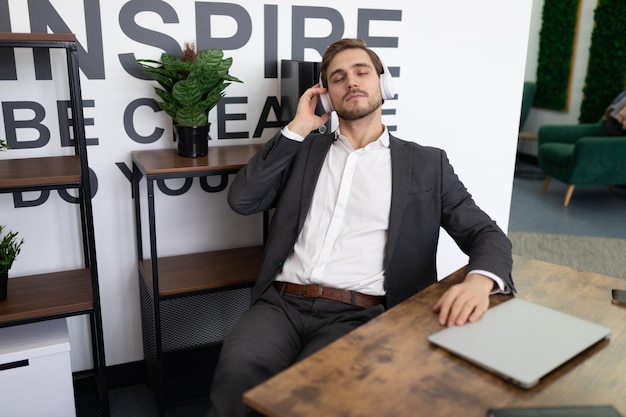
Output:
[207, 38, 514, 417]
[604, 90, 626, 135]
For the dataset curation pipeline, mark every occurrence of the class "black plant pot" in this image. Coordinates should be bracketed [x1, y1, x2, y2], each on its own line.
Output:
[0, 270, 8, 301]
[173, 124, 210, 157]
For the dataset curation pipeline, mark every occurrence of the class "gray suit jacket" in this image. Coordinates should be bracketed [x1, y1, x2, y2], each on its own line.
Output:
[228, 131, 514, 308]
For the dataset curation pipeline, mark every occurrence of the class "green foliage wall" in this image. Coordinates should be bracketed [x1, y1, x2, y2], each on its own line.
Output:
[534, 0, 580, 111]
[580, 0, 626, 123]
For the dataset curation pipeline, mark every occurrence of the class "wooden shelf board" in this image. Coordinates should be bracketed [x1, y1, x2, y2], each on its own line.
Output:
[0, 156, 82, 189]
[0, 268, 93, 326]
[132, 145, 263, 177]
[139, 245, 263, 297]
[0, 32, 76, 43]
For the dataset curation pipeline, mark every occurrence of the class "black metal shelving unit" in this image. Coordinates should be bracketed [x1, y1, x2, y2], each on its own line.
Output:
[131, 146, 264, 415]
[0, 32, 108, 417]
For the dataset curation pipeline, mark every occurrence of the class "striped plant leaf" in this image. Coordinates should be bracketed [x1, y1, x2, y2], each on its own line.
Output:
[137, 47, 242, 126]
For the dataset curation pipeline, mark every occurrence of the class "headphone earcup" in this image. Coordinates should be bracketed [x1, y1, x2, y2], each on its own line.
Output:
[379, 62, 395, 100]
[318, 73, 334, 112]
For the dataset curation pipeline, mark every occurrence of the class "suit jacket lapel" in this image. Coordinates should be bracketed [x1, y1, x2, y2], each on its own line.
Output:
[298, 134, 335, 228]
[386, 136, 413, 266]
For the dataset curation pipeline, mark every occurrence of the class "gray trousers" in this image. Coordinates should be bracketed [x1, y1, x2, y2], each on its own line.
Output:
[207, 284, 385, 417]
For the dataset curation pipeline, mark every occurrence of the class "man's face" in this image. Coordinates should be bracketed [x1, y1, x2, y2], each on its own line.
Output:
[326, 48, 383, 121]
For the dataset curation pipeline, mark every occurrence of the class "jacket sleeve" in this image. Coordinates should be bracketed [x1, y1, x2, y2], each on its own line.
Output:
[438, 150, 515, 291]
[227, 131, 302, 215]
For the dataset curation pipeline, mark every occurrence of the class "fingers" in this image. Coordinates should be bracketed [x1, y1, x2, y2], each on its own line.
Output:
[434, 291, 476, 327]
[435, 295, 483, 327]
[288, 86, 330, 137]
[301, 85, 327, 108]
[295, 86, 326, 116]
[432, 280, 491, 327]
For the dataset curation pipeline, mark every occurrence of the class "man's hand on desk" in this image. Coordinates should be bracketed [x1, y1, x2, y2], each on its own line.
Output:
[432, 273, 494, 327]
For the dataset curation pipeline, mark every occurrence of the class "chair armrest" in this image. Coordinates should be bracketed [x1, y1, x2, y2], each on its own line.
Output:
[575, 135, 626, 156]
[538, 121, 606, 146]
[569, 136, 626, 183]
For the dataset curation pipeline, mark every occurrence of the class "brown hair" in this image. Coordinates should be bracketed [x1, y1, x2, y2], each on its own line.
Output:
[320, 38, 384, 88]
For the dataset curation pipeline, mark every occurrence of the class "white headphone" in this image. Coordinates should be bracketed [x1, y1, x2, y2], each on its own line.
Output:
[318, 60, 395, 113]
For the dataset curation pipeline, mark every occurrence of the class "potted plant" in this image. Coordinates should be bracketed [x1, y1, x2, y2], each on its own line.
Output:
[137, 42, 242, 157]
[1, 138, 8, 151]
[0, 225, 24, 301]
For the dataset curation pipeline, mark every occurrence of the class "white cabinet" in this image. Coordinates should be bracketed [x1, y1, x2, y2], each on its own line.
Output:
[0, 319, 76, 417]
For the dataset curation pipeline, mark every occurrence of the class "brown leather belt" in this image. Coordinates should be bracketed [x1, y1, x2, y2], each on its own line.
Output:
[274, 282, 385, 309]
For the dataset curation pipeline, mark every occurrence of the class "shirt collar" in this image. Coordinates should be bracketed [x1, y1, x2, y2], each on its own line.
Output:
[334, 125, 390, 150]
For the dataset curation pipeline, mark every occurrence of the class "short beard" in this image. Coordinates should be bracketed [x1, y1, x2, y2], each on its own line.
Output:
[335, 94, 382, 121]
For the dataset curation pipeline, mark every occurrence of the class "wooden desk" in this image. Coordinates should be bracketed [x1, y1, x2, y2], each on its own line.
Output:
[244, 256, 626, 417]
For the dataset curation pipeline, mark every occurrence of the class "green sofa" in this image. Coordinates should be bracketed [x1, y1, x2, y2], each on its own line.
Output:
[537, 120, 626, 206]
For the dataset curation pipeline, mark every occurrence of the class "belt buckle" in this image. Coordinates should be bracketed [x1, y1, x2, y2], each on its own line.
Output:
[303, 284, 323, 298]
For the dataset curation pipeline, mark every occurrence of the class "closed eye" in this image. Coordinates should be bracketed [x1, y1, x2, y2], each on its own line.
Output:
[331, 72, 369, 83]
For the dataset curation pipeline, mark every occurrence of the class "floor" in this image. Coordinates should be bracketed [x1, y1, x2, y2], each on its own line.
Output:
[509, 159, 626, 239]
[108, 159, 626, 417]
[109, 381, 211, 417]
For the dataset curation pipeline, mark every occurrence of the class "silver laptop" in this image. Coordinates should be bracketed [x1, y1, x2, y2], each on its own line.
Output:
[428, 297, 611, 388]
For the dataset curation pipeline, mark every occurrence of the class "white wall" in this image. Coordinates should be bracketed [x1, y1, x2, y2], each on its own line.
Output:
[0, 0, 532, 369]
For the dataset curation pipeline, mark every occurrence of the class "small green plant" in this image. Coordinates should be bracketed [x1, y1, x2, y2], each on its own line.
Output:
[0, 225, 24, 274]
[0, 139, 8, 151]
[136, 42, 242, 127]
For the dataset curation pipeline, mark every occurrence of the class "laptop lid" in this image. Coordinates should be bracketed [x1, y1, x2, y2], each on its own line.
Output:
[427, 297, 611, 388]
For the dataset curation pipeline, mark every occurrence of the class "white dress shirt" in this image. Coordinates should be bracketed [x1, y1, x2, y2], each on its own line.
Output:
[276, 126, 391, 295]
[275, 126, 508, 296]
